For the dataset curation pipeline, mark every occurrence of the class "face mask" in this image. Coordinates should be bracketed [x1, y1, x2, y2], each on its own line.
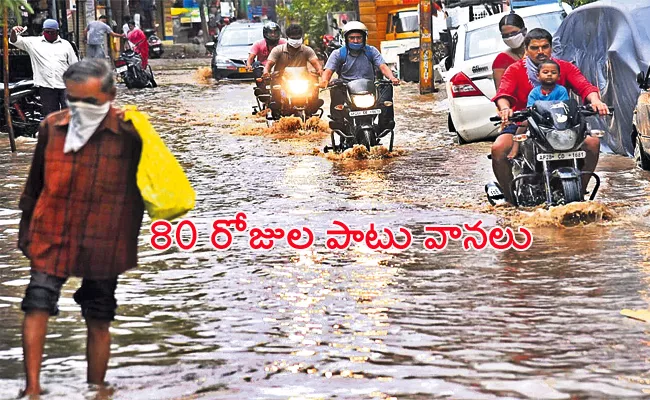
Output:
[63, 101, 111, 154]
[348, 42, 364, 51]
[287, 38, 303, 48]
[503, 31, 525, 49]
[43, 32, 58, 42]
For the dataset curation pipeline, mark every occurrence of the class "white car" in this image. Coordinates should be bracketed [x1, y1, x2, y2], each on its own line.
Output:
[444, 3, 573, 144]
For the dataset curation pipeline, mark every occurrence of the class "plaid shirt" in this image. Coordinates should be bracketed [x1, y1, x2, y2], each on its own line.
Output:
[18, 107, 145, 279]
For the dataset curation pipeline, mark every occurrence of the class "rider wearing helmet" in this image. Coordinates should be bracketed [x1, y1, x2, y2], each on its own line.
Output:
[248, 21, 286, 92]
[320, 21, 399, 133]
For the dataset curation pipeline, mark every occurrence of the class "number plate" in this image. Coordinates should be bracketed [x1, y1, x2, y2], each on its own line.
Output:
[536, 150, 586, 162]
[238, 67, 248, 73]
[116, 66, 127, 73]
[349, 109, 381, 117]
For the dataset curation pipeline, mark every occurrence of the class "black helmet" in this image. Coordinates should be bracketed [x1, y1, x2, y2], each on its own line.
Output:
[263, 22, 281, 44]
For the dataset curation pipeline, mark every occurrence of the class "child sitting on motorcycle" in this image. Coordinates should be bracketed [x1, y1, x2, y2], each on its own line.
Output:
[508, 59, 569, 160]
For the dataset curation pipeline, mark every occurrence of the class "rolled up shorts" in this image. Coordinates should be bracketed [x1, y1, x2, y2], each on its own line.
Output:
[21, 271, 118, 321]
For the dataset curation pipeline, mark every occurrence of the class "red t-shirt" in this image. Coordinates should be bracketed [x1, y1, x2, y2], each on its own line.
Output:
[493, 58, 599, 111]
[492, 51, 519, 71]
[250, 38, 287, 65]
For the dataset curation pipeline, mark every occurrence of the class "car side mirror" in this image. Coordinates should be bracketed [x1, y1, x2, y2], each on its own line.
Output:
[205, 41, 215, 51]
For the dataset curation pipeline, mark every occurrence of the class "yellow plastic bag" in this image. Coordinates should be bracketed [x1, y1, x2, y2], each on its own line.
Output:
[123, 106, 196, 221]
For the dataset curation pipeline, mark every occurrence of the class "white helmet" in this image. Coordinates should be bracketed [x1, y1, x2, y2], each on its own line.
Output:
[341, 21, 369, 40]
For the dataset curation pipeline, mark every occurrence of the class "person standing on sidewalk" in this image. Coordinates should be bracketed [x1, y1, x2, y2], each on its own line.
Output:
[17, 58, 146, 396]
[10, 19, 78, 117]
[84, 15, 125, 59]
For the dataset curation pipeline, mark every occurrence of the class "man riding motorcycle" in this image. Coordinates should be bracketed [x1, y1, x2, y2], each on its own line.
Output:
[319, 21, 400, 136]
[263, 24, 324, 117]
[247, 21, 286, 93]
[491, 28, 609, 204]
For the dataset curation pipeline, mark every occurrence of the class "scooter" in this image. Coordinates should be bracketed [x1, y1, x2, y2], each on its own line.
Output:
[257, 67, 324, 127]
[485, 99, 613, 207]
[323, 78, 396, 153]
[0, 80, 42, 137]
[144, 28, 164, 59]
[114, 50, 157, 89]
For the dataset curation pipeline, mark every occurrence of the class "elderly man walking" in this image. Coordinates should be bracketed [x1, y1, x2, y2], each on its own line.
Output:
[10, 19, 78, 117]
[84, 15, 124, 59]
[18, 58, 145, 396]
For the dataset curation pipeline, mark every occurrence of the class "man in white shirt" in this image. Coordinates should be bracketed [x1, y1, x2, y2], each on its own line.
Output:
[10, 19, 79, 117]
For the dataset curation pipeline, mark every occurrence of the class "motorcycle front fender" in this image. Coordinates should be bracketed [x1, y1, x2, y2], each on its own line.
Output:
[551, 166, 580, 180]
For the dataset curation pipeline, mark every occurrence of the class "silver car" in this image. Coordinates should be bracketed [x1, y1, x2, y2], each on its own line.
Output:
[208, 21, 264, 80]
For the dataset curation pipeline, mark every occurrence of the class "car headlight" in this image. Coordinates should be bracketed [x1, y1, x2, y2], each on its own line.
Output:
[287, 79, 309, 96]
[546, 128, 578, 151]
[351, 94, 376, 109]
[214, 55, 232, 65]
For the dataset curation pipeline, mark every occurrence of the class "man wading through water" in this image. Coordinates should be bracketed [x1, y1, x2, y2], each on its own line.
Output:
[18, 59, 145, 396]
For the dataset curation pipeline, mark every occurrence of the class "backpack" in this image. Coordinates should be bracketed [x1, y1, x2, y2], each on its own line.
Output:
[336, 45, 378, 79]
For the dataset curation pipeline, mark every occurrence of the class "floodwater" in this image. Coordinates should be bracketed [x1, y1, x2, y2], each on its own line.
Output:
[1, 59, 650, 399]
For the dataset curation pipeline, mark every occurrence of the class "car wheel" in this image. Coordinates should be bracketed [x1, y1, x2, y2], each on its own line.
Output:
[212, 67, 221, 81]
[634, 131, 650, 171]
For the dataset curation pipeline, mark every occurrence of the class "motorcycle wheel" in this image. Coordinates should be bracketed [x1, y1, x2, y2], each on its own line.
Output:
[148, 66, 158, 88]
[634, 132, 650, 171]
[561, 178, 582, 204]
[359, 128, 376, 151]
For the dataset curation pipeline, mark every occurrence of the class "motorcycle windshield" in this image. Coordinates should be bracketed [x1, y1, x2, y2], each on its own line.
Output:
[531, 99, 579, 130]
[347, 79, 376, 95]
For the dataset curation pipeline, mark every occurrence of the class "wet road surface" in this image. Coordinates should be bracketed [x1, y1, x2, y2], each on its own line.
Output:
[1, 59, 650, 399]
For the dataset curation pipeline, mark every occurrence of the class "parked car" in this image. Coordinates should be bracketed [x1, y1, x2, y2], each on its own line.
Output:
[444, 2, 572, 144]
[207, 21, 264, 80]
[634, 67, 650, 170]
[553, 0, 650, 162]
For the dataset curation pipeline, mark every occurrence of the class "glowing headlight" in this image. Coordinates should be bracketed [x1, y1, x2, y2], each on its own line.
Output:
[288, 79, 309, 95]
[351, 94, 376, 109]
[546, 128, 578, 151]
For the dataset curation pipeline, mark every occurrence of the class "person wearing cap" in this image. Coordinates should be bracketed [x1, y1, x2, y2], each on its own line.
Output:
[10, 19, 78, 117]
[84, 15, 125, 59]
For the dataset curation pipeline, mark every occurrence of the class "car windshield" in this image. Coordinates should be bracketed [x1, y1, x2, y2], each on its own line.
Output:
[219, 27, 263, 46]
[465, 11, 566, 60]
[396, 11, 419, 33]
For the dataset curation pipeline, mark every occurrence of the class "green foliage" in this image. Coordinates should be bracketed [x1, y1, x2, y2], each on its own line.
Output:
[277, 0, 353, 49]
[0, 0, 34, 24]
[568, 0, 598, 7]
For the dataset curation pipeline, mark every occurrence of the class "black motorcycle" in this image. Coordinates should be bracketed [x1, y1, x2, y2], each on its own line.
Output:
[323, 78, 396, 153]
[486, 99, 613, 207]
[0, 80, 42, 137]
[114, 50, 157, 89]
[144, 28, 164, 59]
[257, 67, 324, 127]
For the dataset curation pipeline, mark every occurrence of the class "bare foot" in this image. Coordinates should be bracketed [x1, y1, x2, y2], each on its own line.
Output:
[18, 388, 43, 399]
[90, 383, 115, 400]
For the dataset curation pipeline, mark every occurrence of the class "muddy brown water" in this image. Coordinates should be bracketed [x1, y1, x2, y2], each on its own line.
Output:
[1, 59, 650, 399]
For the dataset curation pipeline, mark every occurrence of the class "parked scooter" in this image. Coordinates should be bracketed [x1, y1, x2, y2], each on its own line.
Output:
[114, 49, 157, 89]
[260, 67, 324, 127]
[323, 78, 396, 153]
[485, 99, 613, 207]
[0, 80, 42, 137]
[317, 22, 343, 64]
[144, 28, 164, 59]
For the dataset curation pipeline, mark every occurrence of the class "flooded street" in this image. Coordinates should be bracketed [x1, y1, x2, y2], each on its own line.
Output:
[2, 58, 650, 399]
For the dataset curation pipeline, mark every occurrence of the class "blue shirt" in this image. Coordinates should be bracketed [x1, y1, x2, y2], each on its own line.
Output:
[324, 45, 385, 82]
[527, 84, 570, 107]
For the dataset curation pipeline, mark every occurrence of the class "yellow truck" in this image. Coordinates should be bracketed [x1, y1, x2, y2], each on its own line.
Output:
[359, 0, 421, 48]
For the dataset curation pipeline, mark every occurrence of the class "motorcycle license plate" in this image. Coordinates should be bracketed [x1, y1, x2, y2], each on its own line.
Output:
[238, 67, 248, 73]
[349, 109, 381, 117]
[116, 66, 127, 73]
[536, 151, 586, 162]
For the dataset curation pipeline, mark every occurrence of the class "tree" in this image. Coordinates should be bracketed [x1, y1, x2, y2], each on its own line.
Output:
[198, 0, 210, 44]
[276, 0, 353, 49]
[1, 0, 33, 153]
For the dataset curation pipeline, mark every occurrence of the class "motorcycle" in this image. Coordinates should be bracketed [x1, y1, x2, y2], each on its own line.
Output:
[323, 78, 396, 153]
[485, 99, 613, 207]
[257, 67, 324, 127]
[114, 50, 157, 89]
[144, 28, 164, 59]
[0, 80, 42, 137]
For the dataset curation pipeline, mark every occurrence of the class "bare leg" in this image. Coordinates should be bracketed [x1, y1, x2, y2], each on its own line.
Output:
[491, 134, 515, 203]
[86, 319, 111, 385]
[582, 136, 601, 194]
[22, 311, 50, 396]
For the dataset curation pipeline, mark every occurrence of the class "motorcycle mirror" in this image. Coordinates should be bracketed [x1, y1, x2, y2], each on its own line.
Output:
[638, 71, 646, 87]
[334, 104, 344, 111]
[590, 129, 605, 138]
[513, 134, 528, 142]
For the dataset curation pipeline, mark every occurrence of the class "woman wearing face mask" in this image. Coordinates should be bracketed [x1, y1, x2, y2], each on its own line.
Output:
[492, 12, 527, 91]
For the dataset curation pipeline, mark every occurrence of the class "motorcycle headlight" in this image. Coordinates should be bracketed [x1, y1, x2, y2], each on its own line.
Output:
[546, 128, 578, 151]
[288, 79, 309, 96]
[351, 94, 376, 109]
